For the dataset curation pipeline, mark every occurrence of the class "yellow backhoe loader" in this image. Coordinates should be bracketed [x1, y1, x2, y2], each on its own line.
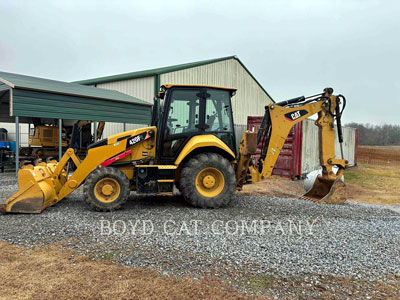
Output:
[22, 121, 105, 159]
[29, 125, 68, 148]
[0, 85, 348, 214]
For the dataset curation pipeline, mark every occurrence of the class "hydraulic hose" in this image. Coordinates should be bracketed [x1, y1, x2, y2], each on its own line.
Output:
[335, 95, 346, 158]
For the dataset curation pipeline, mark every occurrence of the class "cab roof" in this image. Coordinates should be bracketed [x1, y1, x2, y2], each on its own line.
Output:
[161, 84, 237, 92]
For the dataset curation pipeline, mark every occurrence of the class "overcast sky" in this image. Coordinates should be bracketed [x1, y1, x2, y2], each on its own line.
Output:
[0, 0, 399, 125]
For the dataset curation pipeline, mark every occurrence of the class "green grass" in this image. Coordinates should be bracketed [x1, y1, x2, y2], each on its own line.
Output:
[343, 170, 361, 184]
[100, 250, 122, 261]
[238, 274, 276, 294]
[344, 168, 373, 188]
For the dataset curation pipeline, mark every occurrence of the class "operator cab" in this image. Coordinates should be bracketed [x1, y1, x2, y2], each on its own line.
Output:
[155, 84, 237, 163]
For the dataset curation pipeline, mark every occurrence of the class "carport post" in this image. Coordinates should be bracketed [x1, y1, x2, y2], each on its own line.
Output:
[94, 122, 97, 142]
[15, 116, 19, 177]
[58, 119, 62, 161]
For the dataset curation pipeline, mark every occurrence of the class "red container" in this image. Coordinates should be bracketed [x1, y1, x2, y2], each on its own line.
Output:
[247, 116, 303, 179]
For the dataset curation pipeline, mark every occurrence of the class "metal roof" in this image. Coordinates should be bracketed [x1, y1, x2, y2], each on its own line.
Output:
[0, 71, 152, 124]
[74, 56, 237, 85]
[73, 56, 274, 101]
[0, 83, 9, 93]
[0, 71, 151, 106]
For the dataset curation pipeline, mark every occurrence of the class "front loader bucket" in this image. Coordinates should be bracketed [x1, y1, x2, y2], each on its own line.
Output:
[0, 163, 64, 214]
[300, 175, 347, 204]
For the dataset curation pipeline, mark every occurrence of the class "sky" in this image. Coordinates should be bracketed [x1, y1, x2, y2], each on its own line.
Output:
[0, 0, 399, 125]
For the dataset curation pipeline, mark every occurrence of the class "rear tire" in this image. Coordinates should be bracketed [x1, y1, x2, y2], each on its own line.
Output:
[84, 167, 130, 212]
[180, 153, 236, 208]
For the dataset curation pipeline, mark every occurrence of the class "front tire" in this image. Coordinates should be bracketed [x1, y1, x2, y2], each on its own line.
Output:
[84, 167, 130, 211]
[180, 153, 236, 208]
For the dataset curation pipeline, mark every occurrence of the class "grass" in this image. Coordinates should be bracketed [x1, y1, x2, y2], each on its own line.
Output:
[0, 241, 268, 300]
[2, 240, 398, 300]
[345, 165, 400, 187]
[334, 145, 400, 206]
[238, 274, 275, 294]
[100, 249, 123, 261]
[345, 163, 400, 205]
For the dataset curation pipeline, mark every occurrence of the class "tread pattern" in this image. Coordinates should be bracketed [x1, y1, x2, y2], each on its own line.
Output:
[84, 167, 130, 212]
[180, 153, 236, 208]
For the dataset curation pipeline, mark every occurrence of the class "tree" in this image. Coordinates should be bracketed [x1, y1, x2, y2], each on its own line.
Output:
[345, 123, 400, 145]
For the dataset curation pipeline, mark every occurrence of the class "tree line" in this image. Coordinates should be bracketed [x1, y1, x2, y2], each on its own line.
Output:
[345, 123, 400, 145]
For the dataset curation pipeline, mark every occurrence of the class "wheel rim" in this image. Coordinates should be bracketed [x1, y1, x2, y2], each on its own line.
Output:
[94, 178, 121, 203]
[195, 167, 225, 197]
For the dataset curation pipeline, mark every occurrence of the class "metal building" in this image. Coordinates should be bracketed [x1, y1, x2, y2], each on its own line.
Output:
[75, 56, 274, 138]
[0, 71, 152, 173]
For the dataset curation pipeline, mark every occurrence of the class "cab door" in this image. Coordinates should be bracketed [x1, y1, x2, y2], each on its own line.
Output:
[157, 87, 203, 163]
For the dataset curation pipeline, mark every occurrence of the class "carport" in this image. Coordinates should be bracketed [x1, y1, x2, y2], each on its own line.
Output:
[0, 71, 152, 174]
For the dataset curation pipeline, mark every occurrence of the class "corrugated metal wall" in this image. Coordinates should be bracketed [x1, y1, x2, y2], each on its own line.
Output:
[301, 119, 356, 174]
[301, 119, 319, 174]
[96, 76, 155, 104]
[95, 77, 155, 137]
[160, 58, 273, 125]
[100, 122, 146, 139]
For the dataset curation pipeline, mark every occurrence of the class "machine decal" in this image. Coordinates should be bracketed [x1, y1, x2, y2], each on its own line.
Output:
[284, 109, 308, 121]
[127, 132, 149, 147]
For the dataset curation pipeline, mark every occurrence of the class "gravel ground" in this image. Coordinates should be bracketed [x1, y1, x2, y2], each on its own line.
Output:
[1, 174, 400, 298]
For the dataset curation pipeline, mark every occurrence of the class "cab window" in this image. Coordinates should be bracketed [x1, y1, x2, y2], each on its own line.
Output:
[205, 89, 233, 132]
[166, 89, 200, 136]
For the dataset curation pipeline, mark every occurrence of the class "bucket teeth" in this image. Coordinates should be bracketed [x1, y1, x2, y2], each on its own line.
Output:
[299, 195, 319, 202]
[301, 176, 347, 204]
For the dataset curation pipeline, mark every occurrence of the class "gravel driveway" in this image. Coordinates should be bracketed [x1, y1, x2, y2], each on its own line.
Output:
[1, 175, 399, 297]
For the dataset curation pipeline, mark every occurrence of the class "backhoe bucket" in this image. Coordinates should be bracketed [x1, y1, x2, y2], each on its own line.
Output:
[0, 163, 65, 214]
[300, 175, 346, 204]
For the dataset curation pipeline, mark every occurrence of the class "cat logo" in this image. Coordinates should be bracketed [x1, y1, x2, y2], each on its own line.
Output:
[284, 109, 308, 121]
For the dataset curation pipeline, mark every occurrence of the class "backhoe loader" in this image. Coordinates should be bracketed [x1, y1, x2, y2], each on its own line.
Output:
[20, 121, 105, 160]
[0, 85, 348, 214]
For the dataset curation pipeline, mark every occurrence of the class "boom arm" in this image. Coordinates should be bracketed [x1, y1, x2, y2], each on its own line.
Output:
[237, 88, 348, 203]
[259, 88, 347, 179]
